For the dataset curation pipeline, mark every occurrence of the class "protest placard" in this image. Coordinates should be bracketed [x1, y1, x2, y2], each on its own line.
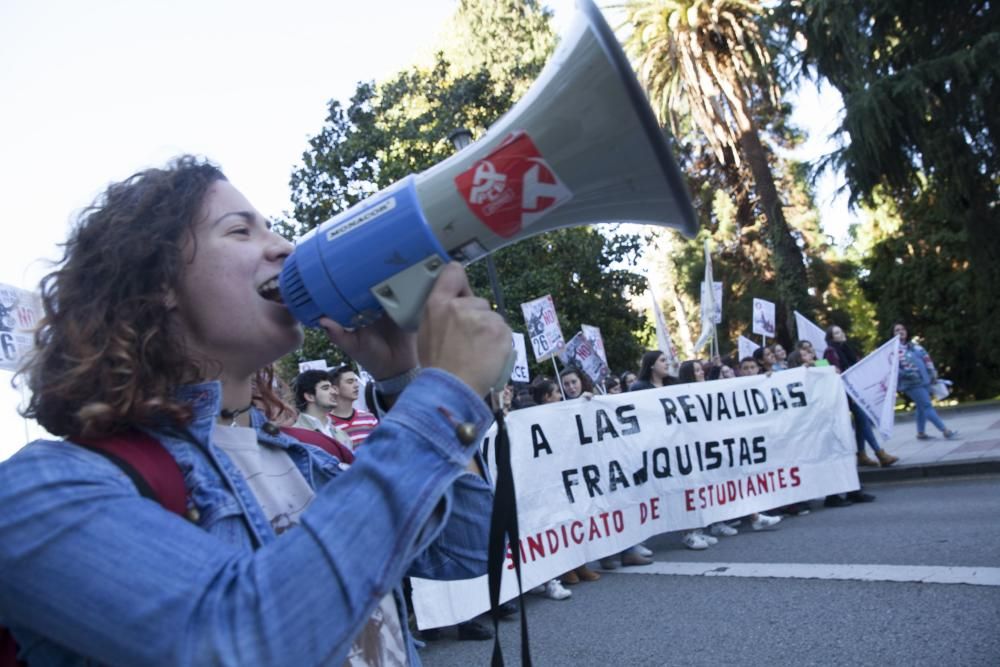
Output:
[752, 298, 776, 338]
[297, 359, 328, 374]
[0, 283, 42, 372]
[560, 331, 609, 386]
[581, 324, 607, 365]
[511, 332, 530, 384]
[520, 294, 564, 362]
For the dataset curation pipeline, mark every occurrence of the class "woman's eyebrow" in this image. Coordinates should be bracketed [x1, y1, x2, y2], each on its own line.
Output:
[211, 211, 271, 229]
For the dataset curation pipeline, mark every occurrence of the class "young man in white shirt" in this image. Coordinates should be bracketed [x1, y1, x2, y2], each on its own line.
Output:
[292, 369, 352, 447]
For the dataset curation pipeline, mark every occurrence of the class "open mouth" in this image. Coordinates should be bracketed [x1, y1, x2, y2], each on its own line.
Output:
[257, 277, 284, 304]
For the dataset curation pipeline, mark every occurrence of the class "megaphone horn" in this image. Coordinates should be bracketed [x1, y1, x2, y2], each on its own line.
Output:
[280, 0, 698, 332]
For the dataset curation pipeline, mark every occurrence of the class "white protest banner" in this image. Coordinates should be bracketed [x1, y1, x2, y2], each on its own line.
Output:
[511, 332, 530, 384]
[297, 359, 329, 374]
[841, 336, 900, 440]
[0, 283, 42, 372]
[794, 311, 828, 360]
[560, 331, 609, 386]
[738, 335, 760, 362]
[752, 298, 776, 338]
[411, 368, 857, 628]
[520, 294, 564, 362]
[700, 281, 723, 325]
[581, 324, 607, 365]
[650, 290, 680, 376]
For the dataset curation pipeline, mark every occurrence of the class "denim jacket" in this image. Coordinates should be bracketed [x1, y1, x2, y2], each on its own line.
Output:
[897, 341, 936, 391]
[0, 369, 493, 666]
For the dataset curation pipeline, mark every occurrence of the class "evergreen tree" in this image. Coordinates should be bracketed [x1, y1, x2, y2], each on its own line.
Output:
[621, 0, 814, 336]
[783, 0, 1000, 392]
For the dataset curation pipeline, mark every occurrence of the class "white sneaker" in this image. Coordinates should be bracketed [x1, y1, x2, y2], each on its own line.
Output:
[710, 522, 739, 537]
[701, 532, 719, 545]
[543, 579, 572, 600]
[682, 531, 710, 550]
[633, 543, 653, 557]
[751, 514, 782, 531]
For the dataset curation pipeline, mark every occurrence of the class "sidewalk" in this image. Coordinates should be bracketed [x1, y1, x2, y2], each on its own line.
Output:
[859, 401, 1000, 483]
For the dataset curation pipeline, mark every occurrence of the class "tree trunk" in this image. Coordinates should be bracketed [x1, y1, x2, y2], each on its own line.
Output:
[737, 125, 813, 335]
[711, 61, 813, 336]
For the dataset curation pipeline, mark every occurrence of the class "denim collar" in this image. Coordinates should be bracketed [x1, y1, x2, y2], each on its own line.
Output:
[168, 381, 291, 450]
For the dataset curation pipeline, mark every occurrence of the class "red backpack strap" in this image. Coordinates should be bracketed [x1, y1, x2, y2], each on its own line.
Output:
[281, 426, 355, 465]
[76, 430, 188, 518]
[1, 626, 25, 667]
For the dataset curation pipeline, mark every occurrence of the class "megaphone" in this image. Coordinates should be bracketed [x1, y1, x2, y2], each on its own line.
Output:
[280, 0, 697, 332]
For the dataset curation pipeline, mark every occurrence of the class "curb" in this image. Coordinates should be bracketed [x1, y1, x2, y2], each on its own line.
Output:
[894, 399, 1000, 422]
[859, 459, 1000, 483]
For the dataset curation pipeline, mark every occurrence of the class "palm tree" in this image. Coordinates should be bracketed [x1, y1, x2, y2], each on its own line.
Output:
[619, 0, 811, 333]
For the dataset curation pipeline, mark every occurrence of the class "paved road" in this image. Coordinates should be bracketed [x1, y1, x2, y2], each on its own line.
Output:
[417, 474, 1000, 667]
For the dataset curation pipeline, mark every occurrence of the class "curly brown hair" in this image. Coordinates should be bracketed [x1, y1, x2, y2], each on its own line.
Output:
[18, 156, 228, 439]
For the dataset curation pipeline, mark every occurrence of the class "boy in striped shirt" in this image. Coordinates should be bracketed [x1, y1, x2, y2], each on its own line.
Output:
[329, 365, 379, 449]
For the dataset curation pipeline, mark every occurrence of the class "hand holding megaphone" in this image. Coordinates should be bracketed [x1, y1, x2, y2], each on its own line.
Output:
[320, 262, 511, 397]
[416, 263, 511, 397]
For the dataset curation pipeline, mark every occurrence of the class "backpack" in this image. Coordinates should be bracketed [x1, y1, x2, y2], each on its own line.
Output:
[0, 425, 349, 666]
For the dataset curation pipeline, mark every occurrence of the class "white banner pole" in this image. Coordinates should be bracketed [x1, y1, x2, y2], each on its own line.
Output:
[551, 356, 564, 396]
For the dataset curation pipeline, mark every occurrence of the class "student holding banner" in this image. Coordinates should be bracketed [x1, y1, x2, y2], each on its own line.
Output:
[771, 344, 789, 371]
[525, 377, 575, 600]
[823, 326, 899, 468]
[620, 370, 638, 391]
[676, 361, 724, 548]
[628, 350, 676, 391]
[555, 368, 605, 584]
[560, 367, 594, 401]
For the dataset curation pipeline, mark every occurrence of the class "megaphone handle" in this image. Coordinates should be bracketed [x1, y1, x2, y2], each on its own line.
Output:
[370, 255, 447, 331]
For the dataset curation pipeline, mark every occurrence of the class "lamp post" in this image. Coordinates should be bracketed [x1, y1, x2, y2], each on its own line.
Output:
[448, 127, 509, 324]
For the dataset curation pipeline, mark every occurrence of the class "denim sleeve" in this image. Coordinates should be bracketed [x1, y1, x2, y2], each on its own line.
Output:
[0, 369, 492, 667]
[405, 461, 493, 580]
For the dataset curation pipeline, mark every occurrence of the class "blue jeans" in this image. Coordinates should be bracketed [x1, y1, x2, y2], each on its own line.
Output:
[848, 399, 880, 453]
[903, 385, 947, 434]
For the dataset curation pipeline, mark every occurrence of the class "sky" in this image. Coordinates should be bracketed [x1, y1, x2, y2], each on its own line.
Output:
[0, 0, 851, 460]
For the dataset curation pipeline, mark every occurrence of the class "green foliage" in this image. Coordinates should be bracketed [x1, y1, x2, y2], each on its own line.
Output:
[620, 0, 813, 334]
[780, 0, 1000, 396]
[855, 185, 998, 398]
